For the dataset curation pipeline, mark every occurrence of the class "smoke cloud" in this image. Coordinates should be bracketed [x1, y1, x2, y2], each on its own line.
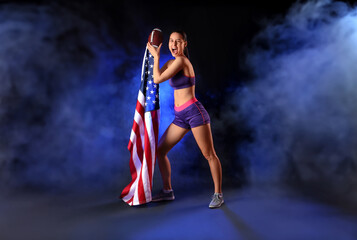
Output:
[233, 0, 357, 200]
[0, 2, 206, 193]
[0, 3, 135, 191]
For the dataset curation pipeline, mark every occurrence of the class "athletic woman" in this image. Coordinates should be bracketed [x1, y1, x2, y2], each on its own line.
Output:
[147, 30, 224, 208]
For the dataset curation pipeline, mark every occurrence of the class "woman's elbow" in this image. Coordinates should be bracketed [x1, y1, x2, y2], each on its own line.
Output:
[154, 77, 164, 84]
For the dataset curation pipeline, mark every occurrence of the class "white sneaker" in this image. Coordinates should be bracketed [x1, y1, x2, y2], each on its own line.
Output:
[209, 193, 224, 208]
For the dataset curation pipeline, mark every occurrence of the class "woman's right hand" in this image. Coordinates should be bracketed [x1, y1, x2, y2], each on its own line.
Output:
[147, 42, 162, 58]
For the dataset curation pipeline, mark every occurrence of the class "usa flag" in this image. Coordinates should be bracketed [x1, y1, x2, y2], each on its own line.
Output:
[120, 47, 160, 206]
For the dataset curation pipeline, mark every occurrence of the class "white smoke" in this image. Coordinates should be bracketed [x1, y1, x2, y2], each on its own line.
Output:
[233, 0, 357, 200]
[0, 2, 203, 192]
[0, 3, 141, 191]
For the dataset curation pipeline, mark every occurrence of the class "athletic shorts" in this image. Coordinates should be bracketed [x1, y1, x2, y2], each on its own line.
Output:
[172, 98, 210, 129]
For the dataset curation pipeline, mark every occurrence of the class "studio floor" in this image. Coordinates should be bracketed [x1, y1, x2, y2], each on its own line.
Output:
[0, 186, 356, 240]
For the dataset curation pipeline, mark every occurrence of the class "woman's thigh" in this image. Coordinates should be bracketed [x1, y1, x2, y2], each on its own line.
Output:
[191, 124, 216, 157]
[158, 123, 190, 155]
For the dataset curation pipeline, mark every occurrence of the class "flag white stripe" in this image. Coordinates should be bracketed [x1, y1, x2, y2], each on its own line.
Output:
[142, 153, 151, 202]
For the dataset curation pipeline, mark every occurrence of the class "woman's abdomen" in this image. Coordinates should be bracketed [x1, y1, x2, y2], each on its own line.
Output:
[174, 86, 195, 107]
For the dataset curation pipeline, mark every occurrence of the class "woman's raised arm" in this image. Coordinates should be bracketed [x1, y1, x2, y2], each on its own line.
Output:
[147, 42, 184, 84]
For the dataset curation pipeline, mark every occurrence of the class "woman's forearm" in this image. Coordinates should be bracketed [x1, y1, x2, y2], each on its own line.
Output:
[153, 56, 161, 84]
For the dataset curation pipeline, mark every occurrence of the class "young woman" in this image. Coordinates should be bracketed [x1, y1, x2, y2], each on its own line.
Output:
[147, 30, 224, 208]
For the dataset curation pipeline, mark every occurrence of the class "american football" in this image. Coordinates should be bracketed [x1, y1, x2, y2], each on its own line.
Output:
[148, 28, 163, 48]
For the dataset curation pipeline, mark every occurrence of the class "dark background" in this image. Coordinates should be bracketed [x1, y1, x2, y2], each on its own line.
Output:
[1, 0, 357, 209]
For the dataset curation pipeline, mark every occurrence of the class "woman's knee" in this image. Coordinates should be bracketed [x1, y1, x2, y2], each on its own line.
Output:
[202, 151, 218, 162]
[157, 144, 168, 158]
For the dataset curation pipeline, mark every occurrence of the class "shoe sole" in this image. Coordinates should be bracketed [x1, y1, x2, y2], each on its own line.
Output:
[209, 200, 224, 209]
[151, 196, 175, 202]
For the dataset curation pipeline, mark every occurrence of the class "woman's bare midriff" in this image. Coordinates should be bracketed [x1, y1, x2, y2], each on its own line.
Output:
[174, 86, 196, 107]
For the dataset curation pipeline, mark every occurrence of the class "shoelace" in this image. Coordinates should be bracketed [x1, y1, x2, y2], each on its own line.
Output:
[211, 194, 221, 201]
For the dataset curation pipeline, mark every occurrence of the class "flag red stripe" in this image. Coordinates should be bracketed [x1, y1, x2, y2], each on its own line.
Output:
[143, 118, 153, 193]
[136, 114, 146, 204]
[133, 121, 144, 164]
[128, 196, 134, 206]
[138, 165, 146, 204]
[151, 111, 159, 190]
[128, 141, 133, 152]
[136, 99, 145, 116]
[152, 111, 159, 147]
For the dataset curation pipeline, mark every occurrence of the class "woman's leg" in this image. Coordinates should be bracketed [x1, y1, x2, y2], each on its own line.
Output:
[157, 123, 190, 190]
[191, 124, 222, 193]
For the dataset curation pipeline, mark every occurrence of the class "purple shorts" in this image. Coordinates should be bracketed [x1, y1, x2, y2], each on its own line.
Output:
[172, 98, 210, 129]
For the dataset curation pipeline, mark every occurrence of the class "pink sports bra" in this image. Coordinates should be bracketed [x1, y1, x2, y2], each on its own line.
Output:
[169, 70, 195, 90]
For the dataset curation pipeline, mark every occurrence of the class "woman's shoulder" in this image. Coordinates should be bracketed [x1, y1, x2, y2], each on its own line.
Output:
[166, 57, 186, 67]
[165, 57, 193, 72]
[174, 56, 192, 66]
[166, 59, 175, 67]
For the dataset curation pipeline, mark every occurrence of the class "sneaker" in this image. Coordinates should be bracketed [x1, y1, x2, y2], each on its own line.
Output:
[209, 193, 224, 208]
[151, 189, 175, 202]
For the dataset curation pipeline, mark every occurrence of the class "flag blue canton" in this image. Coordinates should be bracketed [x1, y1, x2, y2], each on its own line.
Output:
[140, 50, 160, 112]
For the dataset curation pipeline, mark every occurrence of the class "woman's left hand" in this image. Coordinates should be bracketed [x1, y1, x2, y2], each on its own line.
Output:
[147, 42, 162, 58]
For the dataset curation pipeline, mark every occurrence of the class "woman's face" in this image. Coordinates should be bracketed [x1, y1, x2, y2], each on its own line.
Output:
[169, 32, 187, 57]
